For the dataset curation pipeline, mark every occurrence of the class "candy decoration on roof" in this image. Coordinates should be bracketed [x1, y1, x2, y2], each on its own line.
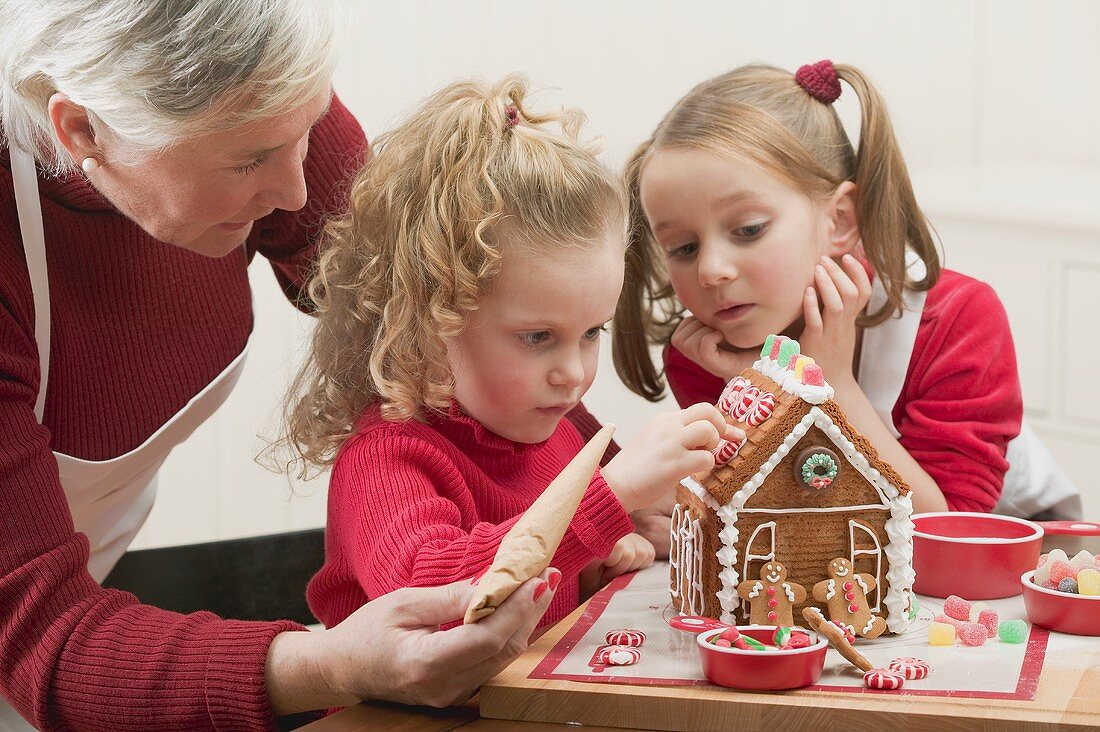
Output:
[730, 385, 776, 426]
[718, 376, 751, 414]
[712, 436, 744, 465]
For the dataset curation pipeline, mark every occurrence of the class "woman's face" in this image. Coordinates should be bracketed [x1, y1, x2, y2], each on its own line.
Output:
[89, 89, 333, 258]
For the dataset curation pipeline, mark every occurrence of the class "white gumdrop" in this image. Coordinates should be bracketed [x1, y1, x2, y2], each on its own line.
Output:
[1070, 549, 1096, 570]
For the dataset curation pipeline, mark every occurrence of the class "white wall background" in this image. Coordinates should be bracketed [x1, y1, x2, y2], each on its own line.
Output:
[133, 0, 1100, 549]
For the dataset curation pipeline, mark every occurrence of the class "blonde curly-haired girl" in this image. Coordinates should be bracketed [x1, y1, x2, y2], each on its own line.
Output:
[283, 75, 742, 630]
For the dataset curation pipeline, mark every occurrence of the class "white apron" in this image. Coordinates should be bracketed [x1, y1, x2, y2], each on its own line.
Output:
[859, 250, 1082, 521]
[2, 147, 252, 731]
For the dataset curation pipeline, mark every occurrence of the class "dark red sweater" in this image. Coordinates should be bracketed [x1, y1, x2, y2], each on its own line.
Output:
[307, 402, 634, 631]
[664, 269, 1023, 512]
[0, 97, 366, 730]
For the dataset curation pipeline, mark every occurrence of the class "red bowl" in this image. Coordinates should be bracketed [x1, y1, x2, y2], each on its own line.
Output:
[696, 626, 827, 690]
[912, 512, 1043, 599]
[1021, 570, 1100, 636]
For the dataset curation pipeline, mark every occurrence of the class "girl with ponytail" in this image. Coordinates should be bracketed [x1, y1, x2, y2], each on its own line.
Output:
[284, 75, 742, 633]
[614, 60, 1028, 516]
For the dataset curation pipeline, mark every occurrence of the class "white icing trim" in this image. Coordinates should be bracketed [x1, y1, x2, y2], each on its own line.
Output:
[782, 583, 796, 603]
[849, 519, 884, 614]
[669, 504, 705, 616]
[747, 581, 763, 599]
[754, 357, 835, 404]
[824, 579, 836, 600]
[714, 406, 915, 633]
[855, 574, 870, 596]
[681, 476, 721, 512]
[862, 616, 877, 635]
[739, 521, 776, 622]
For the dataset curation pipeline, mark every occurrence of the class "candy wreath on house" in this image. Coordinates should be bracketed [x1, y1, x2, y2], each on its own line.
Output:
[669, 335, 916, 637]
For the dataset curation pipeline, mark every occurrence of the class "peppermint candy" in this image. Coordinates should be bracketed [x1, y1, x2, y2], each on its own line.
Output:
[717, 376, 751, 414]
[730, 385, 776, 426]
[711, 436, 744, 465]
[605, 629, 646, 647]
[888, 657, 931, 680]
[863, 668, 905, 690]
[594, 645, 641, 666]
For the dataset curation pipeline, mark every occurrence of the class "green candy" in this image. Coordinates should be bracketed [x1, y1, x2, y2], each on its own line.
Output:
[740, 635, 766, 651]
[760, 335, 777, 359]
[777, 339, 800, 367]
[908, 595, 920, 621]
[772, 626, 792, 647]
[998, 619, 1028, 644]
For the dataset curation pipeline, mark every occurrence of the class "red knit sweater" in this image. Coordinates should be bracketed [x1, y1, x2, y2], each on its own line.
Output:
[0, 96, 366, 730]
[664, 269, 1023, 512]
[307, 401, 634, 631]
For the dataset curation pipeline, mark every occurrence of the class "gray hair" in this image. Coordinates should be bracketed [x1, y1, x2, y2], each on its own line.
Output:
[0, 0, 342, 173]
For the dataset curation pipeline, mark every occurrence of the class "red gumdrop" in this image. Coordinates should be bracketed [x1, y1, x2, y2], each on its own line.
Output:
[943, 594, 972, 621]
[802, 364, 825, 386]
[958, 622, 988, 647]
[1037, 554, 1050, 568]
[934, 613, 963, 629]
[1049, 561, 1077, 584]
[1040, 579, 1058, 590]
[977, 609, 999, 638]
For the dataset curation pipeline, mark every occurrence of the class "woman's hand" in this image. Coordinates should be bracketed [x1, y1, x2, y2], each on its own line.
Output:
[670, 316, 757, 380]
[266, 570, 557, 714]
[602, 403, 744, 513]
[799, 254, 872, 388]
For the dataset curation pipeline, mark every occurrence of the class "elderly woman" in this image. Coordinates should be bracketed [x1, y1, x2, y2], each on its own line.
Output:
[0, 2, 556, 729]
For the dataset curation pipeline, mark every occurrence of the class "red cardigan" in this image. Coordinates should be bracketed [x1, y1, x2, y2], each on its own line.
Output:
[665, 269, 1023, 513]
[307, 402, 634, 631]
[0, 97, 366, 730]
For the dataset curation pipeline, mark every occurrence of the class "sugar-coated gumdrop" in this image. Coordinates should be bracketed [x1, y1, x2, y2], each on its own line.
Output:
[1049, 561, 1077, 584]
[957, 622, 988, 647]
[928, 621, 956, 646]
[1058, 577, 1079, 594]
[1040, 579, 1058, 590]
[1078, 568, 1100, 596]
[943, 594, 971, 621]
[998, 619, 1028, 644]
[1070, 550, 1095, 571]
[977, 609, 999, 638]
[968, 601, 989, 623]
[1035, 555, 1053, 584]
[1048, 549, 1069, 564]
[802, 364, 825, 386]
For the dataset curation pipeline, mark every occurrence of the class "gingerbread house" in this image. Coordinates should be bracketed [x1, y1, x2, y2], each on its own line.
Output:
[669, 335, 916, 635]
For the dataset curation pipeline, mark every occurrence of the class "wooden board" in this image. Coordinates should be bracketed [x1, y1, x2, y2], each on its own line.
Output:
[481, 575, 1100, 731]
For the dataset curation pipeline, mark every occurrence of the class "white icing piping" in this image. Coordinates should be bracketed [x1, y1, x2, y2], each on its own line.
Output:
[849, 520, 884, 614]
[754, 358, 835, 404]
[669, 504, 705, 616]
[715, 406, 915, 634]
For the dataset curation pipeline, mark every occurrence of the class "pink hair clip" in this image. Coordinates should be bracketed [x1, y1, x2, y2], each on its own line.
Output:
[504, 105, 520, 128]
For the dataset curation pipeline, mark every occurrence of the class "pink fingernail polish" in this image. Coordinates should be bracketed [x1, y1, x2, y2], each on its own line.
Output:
[533, 580, 550, 601]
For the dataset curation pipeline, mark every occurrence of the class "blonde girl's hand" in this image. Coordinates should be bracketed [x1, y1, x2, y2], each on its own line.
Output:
[799, 254, 872, 387]
[602, 403, 746, 513]
[630, 490, 676, 558]
[671, 316, 754, 381]
[600, 532, 657, 583]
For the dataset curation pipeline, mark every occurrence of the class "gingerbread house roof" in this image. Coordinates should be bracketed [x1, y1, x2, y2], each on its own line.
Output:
[692, 334, 911, 507]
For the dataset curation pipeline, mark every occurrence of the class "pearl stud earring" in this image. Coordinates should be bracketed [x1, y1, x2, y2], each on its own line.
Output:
[81, 157, 100, 174]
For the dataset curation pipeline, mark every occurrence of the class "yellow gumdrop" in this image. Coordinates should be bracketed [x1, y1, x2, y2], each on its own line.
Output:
[1078, 568, 1100, 596]
[794, 355, 815, 380]
[928, 621, 956, 646]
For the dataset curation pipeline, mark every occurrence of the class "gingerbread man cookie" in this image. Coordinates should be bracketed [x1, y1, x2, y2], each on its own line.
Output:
[801, 606, 872, 672]
[812, 558, 887, 639]
[736, 561, 806, 626]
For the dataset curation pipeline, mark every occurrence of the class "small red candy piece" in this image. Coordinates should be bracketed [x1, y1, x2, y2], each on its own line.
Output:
[888, 656, 931, 680]
[864, 668, 905, 690]
[977, 609, 999, 638]
[717, 626, 742, 643]
[785, 631, 812, 649]
[844, 591, 855, 601]
[957, 622, 988, 646]
[714, 638, 733, 648]
[767, 586, 776, 596]
[767, 611, 778, 621]
[768, 598, 778, 608]
[605, 629, 646, 647]
[843, 581, 853, 591]
[802, 364, 825, 386]
[848, 603, 860, 613]
[830, 620, 856, 645]
[944, 594, 972, 621]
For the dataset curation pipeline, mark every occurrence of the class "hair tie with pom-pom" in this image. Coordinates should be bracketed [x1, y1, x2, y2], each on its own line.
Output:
[504, 105, 520, 128]
[795, 60, 841, 104]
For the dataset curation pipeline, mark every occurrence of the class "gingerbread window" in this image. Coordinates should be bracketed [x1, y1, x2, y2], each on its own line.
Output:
[849, 519, 883, 613]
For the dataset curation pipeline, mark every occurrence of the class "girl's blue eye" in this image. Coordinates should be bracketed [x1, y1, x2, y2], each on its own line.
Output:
[520, 331, 551, 347]
[584, 325, 607, 340]
[734, 222, 766, 239]
[668, 242, 698, 258]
